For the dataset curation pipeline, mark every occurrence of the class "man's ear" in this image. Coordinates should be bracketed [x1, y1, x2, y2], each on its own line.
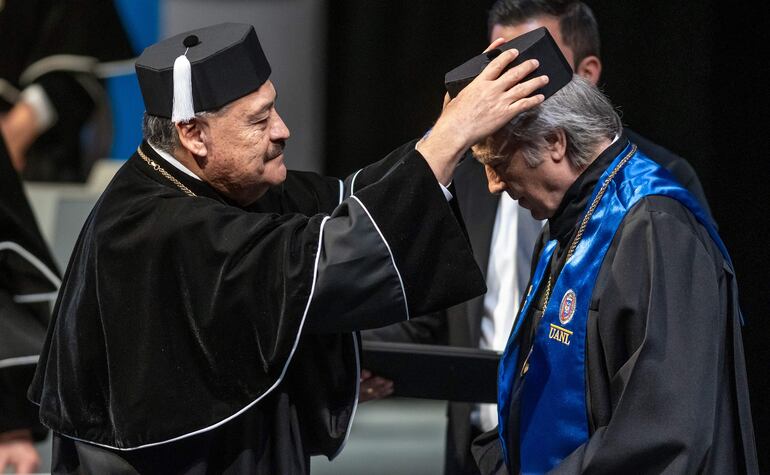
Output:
[575, 55, 602, 86]
[546, 129, 567, 163]
[176, 119, 208, 157]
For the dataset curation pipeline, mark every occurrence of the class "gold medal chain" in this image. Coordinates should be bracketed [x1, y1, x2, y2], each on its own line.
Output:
[521, 144, 637, 376]
[541, 144, 637, 305]
[136, 147, 197, 197]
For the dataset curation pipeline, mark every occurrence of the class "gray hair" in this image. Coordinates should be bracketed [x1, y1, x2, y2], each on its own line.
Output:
[474, 75, 622, 170]
[141, 105, 229, 155]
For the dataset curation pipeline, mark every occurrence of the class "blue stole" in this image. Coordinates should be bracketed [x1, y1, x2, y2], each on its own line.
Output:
[497, 142, 732, 474]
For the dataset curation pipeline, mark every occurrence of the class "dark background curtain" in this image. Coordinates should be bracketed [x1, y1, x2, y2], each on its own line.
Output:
[325, 0, 770, 470]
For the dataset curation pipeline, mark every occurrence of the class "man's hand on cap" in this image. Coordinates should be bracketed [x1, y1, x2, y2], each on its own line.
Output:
[417, 43, 548, 185]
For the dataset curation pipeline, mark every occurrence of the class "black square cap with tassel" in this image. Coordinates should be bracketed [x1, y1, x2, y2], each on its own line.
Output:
[445, 27, 573, 100]
[135, 23, 271, 122]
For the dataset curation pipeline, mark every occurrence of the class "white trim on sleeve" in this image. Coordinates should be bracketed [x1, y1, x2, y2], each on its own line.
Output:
[0, 355, 39, 370]
[0, 242, 61, 289]
[19, 55, 97, 86]
[13, 291, 59, 304]
[349, 196, 409, 321]
[349, 169, 363, 195]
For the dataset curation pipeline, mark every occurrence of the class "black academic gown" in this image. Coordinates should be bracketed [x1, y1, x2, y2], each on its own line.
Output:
[472, 138, 757, 474]
[29, 140, 486, 474]
[0, 134, 59, 439]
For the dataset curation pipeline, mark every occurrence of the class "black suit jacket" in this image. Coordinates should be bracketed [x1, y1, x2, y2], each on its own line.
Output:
[363, 130, 712, 475]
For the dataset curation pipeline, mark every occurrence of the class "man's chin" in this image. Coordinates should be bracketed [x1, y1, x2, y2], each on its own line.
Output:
[518, 198, 547, 220]
[263, 154, 287, 183]
[272, 159, 287, 184]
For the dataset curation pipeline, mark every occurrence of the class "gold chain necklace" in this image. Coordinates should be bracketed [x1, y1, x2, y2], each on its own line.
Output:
[520, 144, 637, 376]
[541, 144, 637, 305]
[136, 146, 197, 197]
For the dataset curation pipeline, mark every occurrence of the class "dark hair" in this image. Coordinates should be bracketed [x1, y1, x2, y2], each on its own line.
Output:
[487, 0, 600, 68]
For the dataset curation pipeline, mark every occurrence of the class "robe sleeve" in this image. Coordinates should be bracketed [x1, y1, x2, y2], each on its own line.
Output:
[551, 200, 742, 474]
[307, 141, 485, 332]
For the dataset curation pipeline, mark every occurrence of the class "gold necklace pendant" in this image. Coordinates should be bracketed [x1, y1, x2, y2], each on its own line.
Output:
[136, 146, 197, 197]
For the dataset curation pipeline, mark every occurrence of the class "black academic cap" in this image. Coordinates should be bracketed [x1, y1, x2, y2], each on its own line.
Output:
[445, 27, 572, 99]
[136, 23, 271, 119]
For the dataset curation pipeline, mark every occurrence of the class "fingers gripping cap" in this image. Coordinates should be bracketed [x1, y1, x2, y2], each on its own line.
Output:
[444, 27, 573, 99]
[136, 23, 272, 119]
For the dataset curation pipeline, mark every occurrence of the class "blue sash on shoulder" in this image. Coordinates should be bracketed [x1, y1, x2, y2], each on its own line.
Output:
[497, 142, 732, 474]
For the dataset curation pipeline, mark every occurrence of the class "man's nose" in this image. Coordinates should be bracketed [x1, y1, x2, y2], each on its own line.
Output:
[271, 110, 290, 141]
[485, 165, 506, 194]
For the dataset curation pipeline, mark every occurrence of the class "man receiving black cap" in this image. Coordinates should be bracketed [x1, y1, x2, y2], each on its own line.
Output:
[445, 33, 755, 475]
[365, 3, 719, 474]
[27, 23, 549, 473]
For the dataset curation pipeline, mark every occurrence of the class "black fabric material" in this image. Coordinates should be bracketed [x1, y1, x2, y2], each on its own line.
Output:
[307, 199, 407, 333]
[0, 134, 58, 437]
[136, 23, 272, 118]
[447, 422, 484, 475]
[0, 0, 132, 83]
[624, 128, 712, 220]
[471, 428, 508, 475]
[32, 140, 486, 473]
[50, 390, 313, 475]
[24, 72, 98, 181]
[0, 0, 134, 182]
[0, 134, 59, 277]
[477, 140, 757, 474]
[364, 153, 518, 475]
[445, 27, 572, 100]
[0, 362, 46, 440]
[352, 141, 487, 317]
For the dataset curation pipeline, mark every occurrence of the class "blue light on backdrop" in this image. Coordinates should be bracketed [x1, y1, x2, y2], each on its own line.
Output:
[106, 0, 160, 159]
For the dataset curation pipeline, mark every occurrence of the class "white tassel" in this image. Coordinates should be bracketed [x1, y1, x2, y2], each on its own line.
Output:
[172, 54, 195, 123]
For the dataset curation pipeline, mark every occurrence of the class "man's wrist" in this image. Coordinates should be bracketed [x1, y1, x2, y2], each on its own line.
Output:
[415, 126, 467, 185]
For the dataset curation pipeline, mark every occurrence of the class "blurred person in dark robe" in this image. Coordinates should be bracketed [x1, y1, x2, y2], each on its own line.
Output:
[0, 0, 133, 181]
[0, 132, 60, 473]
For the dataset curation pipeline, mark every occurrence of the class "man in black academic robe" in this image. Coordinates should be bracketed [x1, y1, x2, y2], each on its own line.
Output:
[467, 75, 756, 473]
[28, 23, 551, 474]
[0, 133, 60, 471]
